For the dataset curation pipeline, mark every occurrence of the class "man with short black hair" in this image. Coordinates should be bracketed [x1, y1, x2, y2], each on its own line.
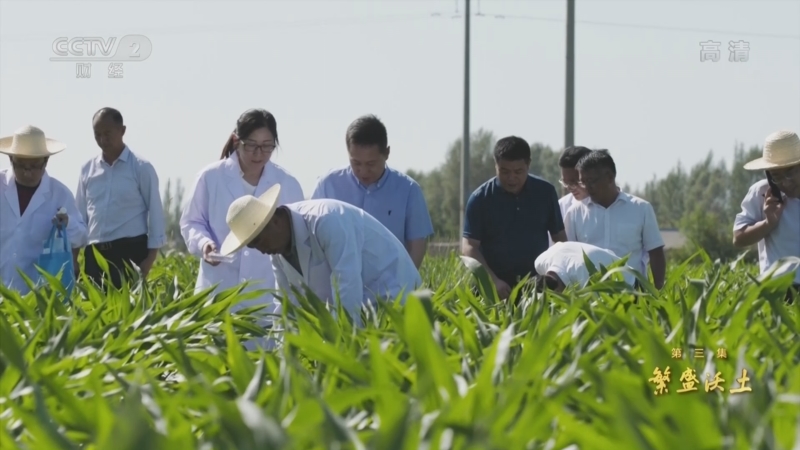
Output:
[312, 114, 433, 268]
[462, 136, 566, 299]
[76, 107, 167, 289]
[564, 150, 666, 289]
[557, 146, 593, 214]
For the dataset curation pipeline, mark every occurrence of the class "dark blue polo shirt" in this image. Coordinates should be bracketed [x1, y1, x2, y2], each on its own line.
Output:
[463, 175, 564, 286]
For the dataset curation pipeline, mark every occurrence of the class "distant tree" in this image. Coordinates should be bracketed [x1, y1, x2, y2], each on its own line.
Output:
[162, 178, 187, 253]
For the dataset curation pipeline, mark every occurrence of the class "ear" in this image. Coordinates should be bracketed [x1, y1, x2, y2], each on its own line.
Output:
[384, 145, 390, 160]
[120, 125, 127, 137]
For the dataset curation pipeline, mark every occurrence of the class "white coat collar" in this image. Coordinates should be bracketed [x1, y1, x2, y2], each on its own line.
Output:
[3, 169, 52, 219]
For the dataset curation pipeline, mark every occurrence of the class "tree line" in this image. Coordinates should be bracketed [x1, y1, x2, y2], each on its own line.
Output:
[161, 130, 764, 263]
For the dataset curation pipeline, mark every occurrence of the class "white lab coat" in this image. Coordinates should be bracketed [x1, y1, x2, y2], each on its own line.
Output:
[0, 169, 88, 294]
[180, 157, 304, 313]
[271, 199, 422, 323]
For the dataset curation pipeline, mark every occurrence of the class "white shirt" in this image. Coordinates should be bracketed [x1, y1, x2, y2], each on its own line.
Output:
[733, 179, 800, 284]
[535, 241, 635, 288]
[0, 169, 88, 294]
[75, 146, 167, 248]
[564, 191, 664, 276]
[549, 193, 579, 247]
[271, 199, 423, 323]
[180, 157, 304, 313]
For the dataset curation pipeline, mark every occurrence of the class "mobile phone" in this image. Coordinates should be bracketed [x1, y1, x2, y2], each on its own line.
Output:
[765, 171, 783, 203]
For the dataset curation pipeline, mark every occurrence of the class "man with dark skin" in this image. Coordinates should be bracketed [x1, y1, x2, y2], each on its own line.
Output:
[565, 150, 666, 290]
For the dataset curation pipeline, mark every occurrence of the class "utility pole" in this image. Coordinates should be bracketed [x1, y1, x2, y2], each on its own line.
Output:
[565, 0, 575, 149]
[459, 0, 471, 238]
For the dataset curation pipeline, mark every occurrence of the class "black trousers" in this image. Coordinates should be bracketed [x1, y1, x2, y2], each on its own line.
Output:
[84, 235, 149, 289]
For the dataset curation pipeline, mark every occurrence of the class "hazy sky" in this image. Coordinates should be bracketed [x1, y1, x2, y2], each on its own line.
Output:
[1, 0, 799, 203]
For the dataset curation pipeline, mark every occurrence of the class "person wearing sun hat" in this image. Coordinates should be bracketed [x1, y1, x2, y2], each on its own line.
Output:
[733, 130, 800, 302]
[219, 183, 422, 326]
[0, 125, 88, 293]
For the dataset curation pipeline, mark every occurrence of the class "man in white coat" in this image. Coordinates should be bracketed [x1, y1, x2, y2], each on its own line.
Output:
[218, 184, 423, 324]
[534, 241, 636, 292]
[0, 126, 88, 293]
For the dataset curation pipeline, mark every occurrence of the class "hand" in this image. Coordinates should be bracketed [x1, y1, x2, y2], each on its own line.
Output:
[52, 211, 69, 227]
[138, 253, 157, 279]
[492, 276, 512, 300]
[203, 242, 221, 266]
[763, 191, 784, 228]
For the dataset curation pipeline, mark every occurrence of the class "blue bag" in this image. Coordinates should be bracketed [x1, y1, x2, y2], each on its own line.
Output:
[36, 224, 75, 297]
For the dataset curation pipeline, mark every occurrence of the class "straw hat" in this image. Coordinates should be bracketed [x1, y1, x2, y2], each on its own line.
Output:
[220, 184, 282, 256]
[0, 125, 66, 158]
[743, 130, 800, 171]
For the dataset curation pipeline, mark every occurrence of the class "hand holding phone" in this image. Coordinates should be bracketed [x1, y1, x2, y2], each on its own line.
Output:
[766, 171, 783, 204]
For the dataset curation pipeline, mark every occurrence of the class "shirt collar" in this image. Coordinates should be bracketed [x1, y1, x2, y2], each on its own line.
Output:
[349, 165, 391, 190]
[493, 176, 529, 195]
[98, 145, 131, 166]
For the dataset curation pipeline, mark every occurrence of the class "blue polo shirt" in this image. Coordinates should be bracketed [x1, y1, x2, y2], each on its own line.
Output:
[463, 175, 564, 286]
[311, 165, 434, 243]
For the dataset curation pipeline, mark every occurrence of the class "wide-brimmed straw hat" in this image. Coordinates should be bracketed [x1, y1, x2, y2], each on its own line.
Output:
[220, 184, 282, 256]
[743, 130, 800, 171]
[0, 125, 66, 158]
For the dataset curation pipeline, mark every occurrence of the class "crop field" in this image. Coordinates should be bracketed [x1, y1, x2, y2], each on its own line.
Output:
[0, 250, 798, 449]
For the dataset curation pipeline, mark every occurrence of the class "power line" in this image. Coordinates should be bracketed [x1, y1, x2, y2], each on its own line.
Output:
[475, 13, 800, 41]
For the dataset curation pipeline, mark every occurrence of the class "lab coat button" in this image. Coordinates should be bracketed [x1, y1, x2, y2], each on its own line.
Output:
[244, 251, 249, 256]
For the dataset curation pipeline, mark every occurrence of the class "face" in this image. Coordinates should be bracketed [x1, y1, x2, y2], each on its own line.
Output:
[560, 167, 587, 200]
[236, 127, 275, 170]
[11, 157, 47, 186]
[92, 116, 126, 153]
[495, 159, 530, 194]
[578, 167, 614, 200]
[348, 144, 388, 186]
[247, 210, 291, 255]
[768, 164, 800, 198]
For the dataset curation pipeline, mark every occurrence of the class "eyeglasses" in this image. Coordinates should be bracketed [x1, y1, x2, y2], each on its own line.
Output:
[769, 165, 800, 184]
[11, 160, 46, 172]
[236, 136, 276, 155]
[559, 179, 580, 189]
[577, 177, 601, 188]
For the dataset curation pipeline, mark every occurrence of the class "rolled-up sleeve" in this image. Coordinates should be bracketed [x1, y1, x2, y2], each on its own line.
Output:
[315, 216, 364, 317]
[180, 172, 215, 257]
[138, 162, 167, 249]
[733, 183, 765, 232]
[641, 203, 665, 251]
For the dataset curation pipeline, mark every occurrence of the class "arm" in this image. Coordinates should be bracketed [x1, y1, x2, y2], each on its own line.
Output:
[642, 203, 666, 289]
[179, 172, 216, 258]
[315, 216, 365, 318]
[139, 162, 167, 250]
[547, 185, 567, 243]
[461, 193, 501, 281]
[271, 256, 298, 305]
[404, 183, 434, 268]
[648, 247, 666, 289]
[732, 184, 775, 247]
[63, 190, 88, 249]
[74, 168, 89, 228]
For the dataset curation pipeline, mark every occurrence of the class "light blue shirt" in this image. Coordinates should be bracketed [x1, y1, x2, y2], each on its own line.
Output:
[310, 166, 434, 243]
[75, 146, 167, 248]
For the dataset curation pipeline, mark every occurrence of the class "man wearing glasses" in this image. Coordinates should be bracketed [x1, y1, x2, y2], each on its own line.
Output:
[75, 108, 167, 289]
[564, 150, 666, 290]
[549, 146, 592, 247]
[733, 130, 800, 303]
[0, 125, 88, 293]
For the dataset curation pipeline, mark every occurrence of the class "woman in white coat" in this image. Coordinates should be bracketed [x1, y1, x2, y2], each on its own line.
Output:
[0, 126, 88, 294]
[180, 109, 304, 318]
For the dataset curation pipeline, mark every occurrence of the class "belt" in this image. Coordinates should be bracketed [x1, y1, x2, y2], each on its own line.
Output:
[92, 235, 146, 251]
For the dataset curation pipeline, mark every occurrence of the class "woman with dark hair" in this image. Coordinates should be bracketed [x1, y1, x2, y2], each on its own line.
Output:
[180, 109, 304, 327]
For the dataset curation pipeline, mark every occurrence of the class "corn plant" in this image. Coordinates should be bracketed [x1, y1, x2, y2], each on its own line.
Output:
[0, 249, 797, 449]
